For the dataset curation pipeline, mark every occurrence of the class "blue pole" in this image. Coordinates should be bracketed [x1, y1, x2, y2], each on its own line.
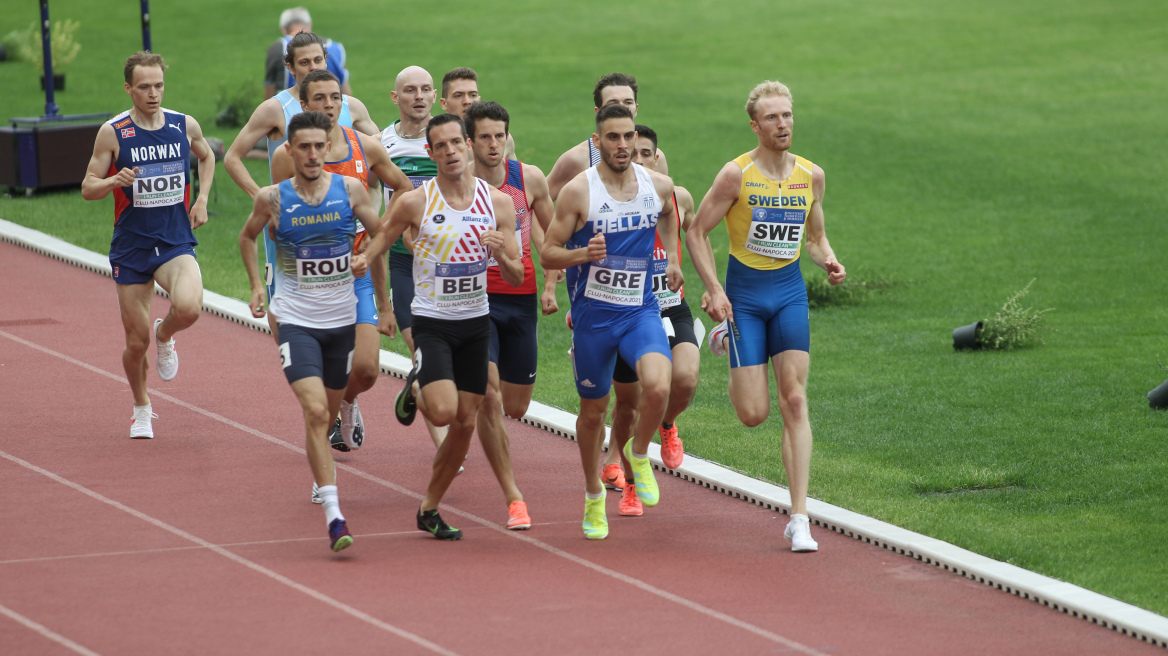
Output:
[39, 0, 58, 117]
[141, 0, 151, 52]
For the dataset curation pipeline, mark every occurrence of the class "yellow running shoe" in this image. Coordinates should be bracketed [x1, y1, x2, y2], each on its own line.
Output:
[623, 439, 659, 507]
[582, 491, 608, 540]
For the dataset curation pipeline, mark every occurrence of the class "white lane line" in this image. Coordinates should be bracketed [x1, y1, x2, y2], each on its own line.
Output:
[0, 329, 828, 656]
[0, 602, 103, 656]
[0, 531, 425, 566]
[0, 450, 458, 656]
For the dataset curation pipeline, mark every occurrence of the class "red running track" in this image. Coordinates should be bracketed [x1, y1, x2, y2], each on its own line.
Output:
[0, 240, 1155, 656]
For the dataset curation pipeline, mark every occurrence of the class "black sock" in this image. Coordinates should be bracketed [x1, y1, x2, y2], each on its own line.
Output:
[662, 421, 673, 430]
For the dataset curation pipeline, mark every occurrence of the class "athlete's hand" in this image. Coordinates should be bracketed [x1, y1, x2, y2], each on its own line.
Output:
[190, 197, 209, 230]
[481, 229, 505, 252]
[666, 263, 684, 293]
[248, 288, 267, 319]
[824, 258, 846, 285]
[705, 290, 734, 323]
[110, 166, 137, 189]
[700, 291, 711, 312]
[540, 285, 559, 315]
[351, 254, 368, 278]
[587, 232, 606, 261]
[378, 307, 398, 339]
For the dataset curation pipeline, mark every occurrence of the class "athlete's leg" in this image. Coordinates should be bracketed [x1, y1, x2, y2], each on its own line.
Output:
[774, 349, 812, 515]
[151, 254, 202, 343]
[663, 342, 699, 426]
[605, 381, 639, 472]
[476, 362, 523, 504]
[727, 364, 771, 426]
[292, 376, 346, 486]
[499, 381, 534, 420]
[115, 282, 154, 407]
[577, 395, 611, 495]
[421, 388, 483, 510]
[401, 326, 415, 353]
[345, 323, 380, 402]
[630, 352, 672, 455]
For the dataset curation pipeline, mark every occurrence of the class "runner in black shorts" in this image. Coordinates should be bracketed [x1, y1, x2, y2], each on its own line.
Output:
[601, 125, 702, 517]
[363, 114, 524, 540]
[464, 101, 559, 529]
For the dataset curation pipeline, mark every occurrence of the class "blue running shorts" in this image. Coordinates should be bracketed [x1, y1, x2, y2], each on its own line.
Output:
[109, 242, 196, 286]
[571, 303, 671, 400]
[724, 255, 810, 368]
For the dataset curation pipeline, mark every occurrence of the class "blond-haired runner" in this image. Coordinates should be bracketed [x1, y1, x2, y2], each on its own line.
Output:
[687, 81, 846, 552]
[82, 51, 216, 439]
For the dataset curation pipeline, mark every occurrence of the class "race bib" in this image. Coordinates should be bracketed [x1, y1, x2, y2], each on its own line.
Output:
[296, 243, 352, 290]
[746, 206, 805, 259]
[132, 161, 186, 208]
[436, 258, 488, 309]
[584, 255, 648, 306]
[651, 258, 681, 309]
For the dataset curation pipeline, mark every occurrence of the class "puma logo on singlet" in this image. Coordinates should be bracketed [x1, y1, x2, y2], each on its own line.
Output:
[168, 123, 181, 131]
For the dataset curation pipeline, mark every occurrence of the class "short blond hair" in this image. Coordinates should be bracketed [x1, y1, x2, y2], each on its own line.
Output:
[124, 51, 166, 84]
[745, 80, 793, 121]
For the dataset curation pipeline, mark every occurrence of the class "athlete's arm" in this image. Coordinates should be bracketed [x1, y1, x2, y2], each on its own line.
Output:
[540, 174, 604, 269]
[483, 189, 523, 288]
[652, 172, 683, 293]
[675, 186, 696, 233]
[346, 97, 380, 137]
[345, 177, 378, 280]
[186, 115, 215, 230]
[687, 161, 742, 322]
[239, 185, 280, 318]
[363, 186, 423, 265]
[521, 164, 560, 315]
[81, 124, 135, 201]
[361, 133, 412, 198]
[225, 99, 282, 199]
[803, 165, 846, 285]
[546, 144, 587, 202]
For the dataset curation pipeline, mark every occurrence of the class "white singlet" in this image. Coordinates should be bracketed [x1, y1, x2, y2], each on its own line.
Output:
[410, 178, 497, 320]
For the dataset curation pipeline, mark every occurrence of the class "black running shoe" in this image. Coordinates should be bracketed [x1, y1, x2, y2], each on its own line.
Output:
[328, 417, 350, 452]
[417, 508, 462, 540]
[395, 366, 419, 426]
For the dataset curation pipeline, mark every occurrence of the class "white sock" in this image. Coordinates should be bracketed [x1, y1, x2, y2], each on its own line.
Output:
[586, 490, 604, 500]
[632, 451, 648, 460]
[318, 485, 343, 524]
[134, 404, 151, 413]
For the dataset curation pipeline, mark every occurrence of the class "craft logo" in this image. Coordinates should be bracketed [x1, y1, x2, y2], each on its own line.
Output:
[121, 127, 136, 139]
[746, 181, 768, 188]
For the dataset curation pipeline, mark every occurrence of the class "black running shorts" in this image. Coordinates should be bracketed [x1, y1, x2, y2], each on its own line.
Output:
[389, 250, 414, 331]
[412, 315, 490, 395]
[278, 323, 356, 390]
[487, 292, 539, 386]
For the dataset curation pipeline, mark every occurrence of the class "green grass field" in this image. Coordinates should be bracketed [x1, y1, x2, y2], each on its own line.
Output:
[3, 0, 1167, 615]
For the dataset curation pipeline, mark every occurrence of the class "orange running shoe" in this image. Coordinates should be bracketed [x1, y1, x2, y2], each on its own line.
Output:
[601, 463, 625, 490]
[660, 422, 684, 470]
[619, 480, 643, 516]
[506, 500, 532, 530]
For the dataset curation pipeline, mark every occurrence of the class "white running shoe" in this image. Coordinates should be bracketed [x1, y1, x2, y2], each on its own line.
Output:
[707, 319, 729, 357]
[784, 513, 819, 552]
[340, 399, 364, 450]
[311, 482, 323, 504]
[154, 318, 178, 381]
[130, 405, 157, 439]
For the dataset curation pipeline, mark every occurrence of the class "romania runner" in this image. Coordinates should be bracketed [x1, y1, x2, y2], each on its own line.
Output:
[82, 51, 216, 440]
[239, 111, 385, 553]
[687, 81, 846, 552]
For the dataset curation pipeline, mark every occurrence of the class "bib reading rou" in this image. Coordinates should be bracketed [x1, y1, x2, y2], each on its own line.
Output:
[296, 243, 352, 290]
